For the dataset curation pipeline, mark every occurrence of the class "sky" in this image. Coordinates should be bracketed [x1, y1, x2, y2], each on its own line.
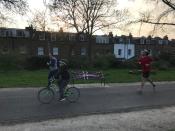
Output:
[4, 0, 175, 39]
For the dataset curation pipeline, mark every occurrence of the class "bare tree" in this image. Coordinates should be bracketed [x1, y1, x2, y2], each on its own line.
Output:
[0, 0, 28, 27]
[49, 0, 127, 36]
[162, 0, 175, 10]
[129, 0, 175, 35]
[0, 0, 28, 14]
[48, 0, 127, 61]
[27, 9, 50, 31]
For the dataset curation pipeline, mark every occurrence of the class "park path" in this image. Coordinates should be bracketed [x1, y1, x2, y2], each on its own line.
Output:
[0, 82, 175, 125]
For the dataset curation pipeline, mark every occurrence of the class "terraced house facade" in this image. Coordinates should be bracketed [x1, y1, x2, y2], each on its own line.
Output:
[0, 27, 175, 60]
[0, 27, 113, 59]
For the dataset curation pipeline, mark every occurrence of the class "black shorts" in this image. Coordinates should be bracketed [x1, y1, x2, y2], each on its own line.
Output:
[142, 72, 150, 78]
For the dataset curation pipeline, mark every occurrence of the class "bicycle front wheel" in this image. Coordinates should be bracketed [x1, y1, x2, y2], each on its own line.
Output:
[37, 88, 54, 104]
[65, 87, 80, 103]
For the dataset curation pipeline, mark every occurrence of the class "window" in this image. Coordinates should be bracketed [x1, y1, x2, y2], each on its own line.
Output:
[164, 40, 168, 45]
[128, 38, 131, 44]
[51, 33, 56, 41]
[146, 39, 151, 44]
[103, 39, 106, 44]
[140, 38, 145, 44]
[39, 33, 45, 40]
[79, 34, 85, 41]
[81, 47, 86, 56]
[16, 30, 24, 37]
[20, 46, 27, 54]
[69, 34, 76, 41]
[38, 47, 44, 56]
[7, 31, 13, 37]
[2, 45, 9, 54]
[119, 38, 123, 43]
[158, 40, 163, 44]
[0, 30, 5, 36]
[71, 49, 75, 56]
[118, 49, 122, 56]
[53, 47, 58, 55]
[128, 49, 131, 56]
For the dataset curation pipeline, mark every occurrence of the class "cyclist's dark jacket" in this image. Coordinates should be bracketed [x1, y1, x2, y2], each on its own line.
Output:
[60, 70, 70, 80]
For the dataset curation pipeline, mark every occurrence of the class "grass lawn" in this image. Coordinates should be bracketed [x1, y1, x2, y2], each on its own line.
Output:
[0, 68, 175, 88]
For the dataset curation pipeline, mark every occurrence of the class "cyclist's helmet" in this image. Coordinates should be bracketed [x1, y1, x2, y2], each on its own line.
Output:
[143, 49, 149, 56]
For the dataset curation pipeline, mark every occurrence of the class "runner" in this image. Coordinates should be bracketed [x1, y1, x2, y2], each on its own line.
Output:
[138, 49, 156, 94]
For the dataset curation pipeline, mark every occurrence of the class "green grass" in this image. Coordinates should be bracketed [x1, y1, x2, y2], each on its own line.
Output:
[0, 68, 175, 88]
[0, 70, 48, 88]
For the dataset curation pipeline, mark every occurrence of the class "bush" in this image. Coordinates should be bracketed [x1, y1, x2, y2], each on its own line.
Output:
[120, 58, 138, 69]
[68, 56, 90, 69]
[25, 56, 49, 70]
[152, 60, 171, 70]
[158, 52, 171, 61]
[169, 58, 175, 67]
[92, 54, 116, 69]
[0, 54, 26, 71]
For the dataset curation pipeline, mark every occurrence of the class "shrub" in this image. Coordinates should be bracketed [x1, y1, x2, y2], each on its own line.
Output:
[25, 56, 49, 70]
[92, 54, 116, 69]
[121, 57, 138, 69]
[152, 60, 170, 70]
[0, 54, 26, 71]
[158, 52, 171, 61]
[169, 58, 175, 67]
[68, 56, 90, 69]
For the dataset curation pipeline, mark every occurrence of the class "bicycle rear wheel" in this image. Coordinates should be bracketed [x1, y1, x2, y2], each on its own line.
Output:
[65, 87, 80, 103]
[37, 87, 54, 104]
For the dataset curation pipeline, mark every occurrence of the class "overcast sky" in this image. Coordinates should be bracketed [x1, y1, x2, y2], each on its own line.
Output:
[8, 0, 175, 39]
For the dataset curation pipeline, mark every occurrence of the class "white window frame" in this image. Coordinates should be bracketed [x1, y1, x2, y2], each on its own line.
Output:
[38, 47, 44, 56]
[81, 47, 86, 56]
[140, 38, 145, 44]
[53, 47, 59, 55]
[79, 34, 85, 41]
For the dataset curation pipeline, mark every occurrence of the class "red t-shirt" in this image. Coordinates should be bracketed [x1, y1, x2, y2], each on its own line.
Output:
[138, 56, 153, 73]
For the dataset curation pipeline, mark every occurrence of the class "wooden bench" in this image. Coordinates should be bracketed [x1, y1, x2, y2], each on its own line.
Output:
[71, 70, 105, 86]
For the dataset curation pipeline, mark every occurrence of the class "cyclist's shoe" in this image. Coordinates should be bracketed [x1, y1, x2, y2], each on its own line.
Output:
[59, 97, 66, 101]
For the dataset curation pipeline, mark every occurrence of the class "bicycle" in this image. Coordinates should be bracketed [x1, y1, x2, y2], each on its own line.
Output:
[37, 78, 80, 104]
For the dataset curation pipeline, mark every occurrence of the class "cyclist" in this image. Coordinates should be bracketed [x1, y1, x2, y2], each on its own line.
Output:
[138, 49, 156, 94]
[58, 62, 70, 101]
[47, 53, 59, 87]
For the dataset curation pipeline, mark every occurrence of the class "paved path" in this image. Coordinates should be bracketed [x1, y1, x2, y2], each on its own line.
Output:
[0, 82, 175, 125]
[1, 106, 175, 131]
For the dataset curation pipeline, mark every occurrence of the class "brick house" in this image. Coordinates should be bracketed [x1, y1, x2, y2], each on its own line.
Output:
[1, 27, 175, 60]
[134, 35, 175, 58]
[0, 27, 114, 60]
